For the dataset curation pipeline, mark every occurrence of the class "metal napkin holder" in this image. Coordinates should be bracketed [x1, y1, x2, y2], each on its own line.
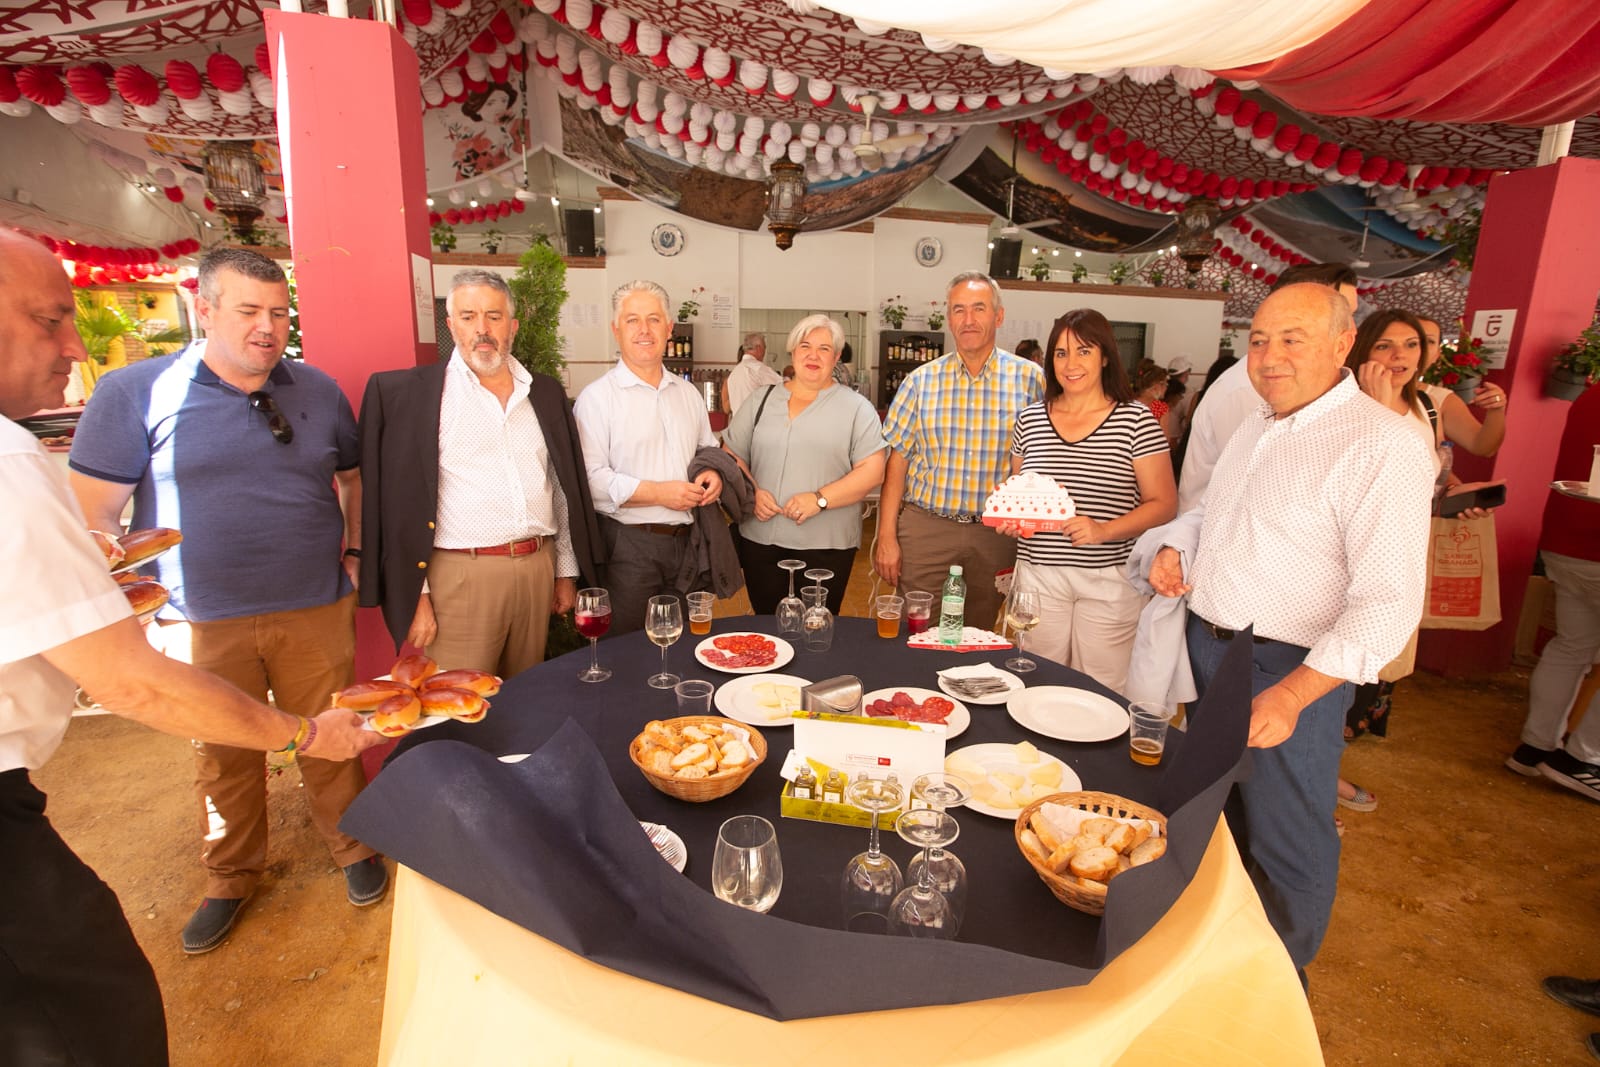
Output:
[801, 675, 863, 716]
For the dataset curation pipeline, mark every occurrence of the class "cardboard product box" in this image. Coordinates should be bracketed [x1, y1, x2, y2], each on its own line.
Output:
[775, 711, 946, 829]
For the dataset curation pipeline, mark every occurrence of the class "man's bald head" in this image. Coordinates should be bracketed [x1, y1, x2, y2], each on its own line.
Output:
[0, 230, 87, 419]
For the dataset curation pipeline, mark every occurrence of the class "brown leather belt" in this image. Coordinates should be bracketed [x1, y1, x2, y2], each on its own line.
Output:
[438, 537, 544, 558]
[632, 523, 690, 536]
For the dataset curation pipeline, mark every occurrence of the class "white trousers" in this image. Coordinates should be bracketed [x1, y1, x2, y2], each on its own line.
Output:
[1014, 559, 1146, 694]
[1522, 551, 1600, 763]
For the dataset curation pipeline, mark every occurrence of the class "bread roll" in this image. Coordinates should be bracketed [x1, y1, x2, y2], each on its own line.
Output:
[1069, 846, 1120, 882]
[121, 580, 169, 618]
[1129, 837, 1167, 867]
[369, 692, 422, 737]
[1103, 823, 1136, 853]
[1083, 818, 1120, 839]
[670, 742, 710, 769]
[118, 527, 182, 567]
[419, 686, 488, 722]
[1045, 843, 1077, 874]
[91, 530, 126, 568]
[1070, 832, 1104, 854]
[391, 654, 440, 689]
[1129, 822, 1153, 849]
[1019, 828, 1049, 865]
[674, 765, 709, 780]
[334, 680, 416, 711]
[422, 669, 502, 697]
[646, 749, 675, 776]
[1030, 812, 1066, 854]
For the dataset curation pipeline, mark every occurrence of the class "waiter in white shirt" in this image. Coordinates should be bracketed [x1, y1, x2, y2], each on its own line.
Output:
[1148, 282, 1434, 977]
[722, 331, 782, 417]
[1179, 263, 1360, 512]
[0, 229, 379, 1064]
[359, 269, 601, 676]
[574, 280, 722, 635]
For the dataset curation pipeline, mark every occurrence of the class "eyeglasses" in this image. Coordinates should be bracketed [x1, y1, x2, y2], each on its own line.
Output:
[247, 390, 294, 445]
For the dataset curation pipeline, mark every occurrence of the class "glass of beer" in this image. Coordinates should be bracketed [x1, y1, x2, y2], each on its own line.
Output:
[904, 591, 934, 635]
[1128, 702, 1173, 766]
[875, 595, 904, 639]
[687, 590, 714, 635]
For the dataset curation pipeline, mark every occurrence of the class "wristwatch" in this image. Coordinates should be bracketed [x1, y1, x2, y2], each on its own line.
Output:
[815, 491, 829, 510]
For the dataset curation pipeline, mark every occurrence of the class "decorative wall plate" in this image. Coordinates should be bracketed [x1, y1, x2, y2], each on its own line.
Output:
[915, 236, 943, 267]
[652, 222, 687, 256]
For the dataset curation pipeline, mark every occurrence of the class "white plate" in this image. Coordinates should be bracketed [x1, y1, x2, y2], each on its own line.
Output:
[936, 664, 1025, 705]
[361, 711, 452, 735]
[498, 753, 531, 763]
[861, 686, 969, 739]
[714, 673, 812, 726]
[1007, 686, 1130, 743]
[945, 742, 1080, 820]
[693, 632, 795, 674]
[111, 542, 177, 575]
[640, 821, 688, 872]
[1552, 480, 1600, 503]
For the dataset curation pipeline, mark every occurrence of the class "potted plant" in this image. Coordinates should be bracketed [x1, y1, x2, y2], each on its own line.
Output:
[1549, 321, 1600, 400]
[926, 302, 945, 331]
[879, 295, 907, 330]
[1028, 258, 1052, 281]
[507, 234, 569, 379]
[138, 292, 158, 310]
[1071, 263, 1088, 283]
[1422, 330, 1488, 402]
[481, 228, 504, 255]
[1148, 269, 1165, 287]
[677, 287, 706, 322]
[430, 221, 457, 253]
[1108, 260, 1131, 286]
[1441, 207, 1481, 272]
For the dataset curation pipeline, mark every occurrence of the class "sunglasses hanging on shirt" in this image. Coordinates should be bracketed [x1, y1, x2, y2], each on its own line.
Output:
[247, 390, 295, 445]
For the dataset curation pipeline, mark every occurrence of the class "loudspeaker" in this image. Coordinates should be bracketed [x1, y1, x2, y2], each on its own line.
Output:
[564, 208, 596, 257]
[989, 238, 1022, 280]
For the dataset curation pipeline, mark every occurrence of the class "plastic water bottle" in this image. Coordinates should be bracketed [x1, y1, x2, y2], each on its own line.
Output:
[938, 565, 966, 645]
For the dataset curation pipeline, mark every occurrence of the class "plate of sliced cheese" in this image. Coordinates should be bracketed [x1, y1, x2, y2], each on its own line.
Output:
[944, 741, 1080, 819]
[714, 673, 811, 726]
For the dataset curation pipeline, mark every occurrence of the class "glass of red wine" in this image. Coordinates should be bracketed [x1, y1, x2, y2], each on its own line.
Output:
[575, 588, 612, 682]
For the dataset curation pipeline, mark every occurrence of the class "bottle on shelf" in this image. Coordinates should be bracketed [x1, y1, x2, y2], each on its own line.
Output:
[938, 565, 966, 646]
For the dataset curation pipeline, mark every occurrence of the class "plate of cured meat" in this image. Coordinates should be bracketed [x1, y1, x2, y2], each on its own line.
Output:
[693, 632, 794, 674]
[860, 687, 969, 739]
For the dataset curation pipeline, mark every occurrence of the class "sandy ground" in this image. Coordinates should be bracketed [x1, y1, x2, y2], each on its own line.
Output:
[31, 555, 1600, 1065]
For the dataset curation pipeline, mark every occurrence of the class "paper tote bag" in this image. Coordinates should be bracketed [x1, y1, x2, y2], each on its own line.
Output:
[1419, 516, 1502, 631]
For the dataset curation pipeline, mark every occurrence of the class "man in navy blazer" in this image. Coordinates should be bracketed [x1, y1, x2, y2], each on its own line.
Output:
[358, 270, 602, 675]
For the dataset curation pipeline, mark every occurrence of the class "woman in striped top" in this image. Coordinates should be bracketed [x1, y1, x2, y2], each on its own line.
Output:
[996, 310, 1177, 692]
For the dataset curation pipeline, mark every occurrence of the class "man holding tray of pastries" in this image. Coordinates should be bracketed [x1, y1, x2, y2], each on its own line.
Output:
[358, 268, 601, 675]
[1146, 282, 1434, 980]
[68, 248, 386, 957]
[0, 230, 382, 1064]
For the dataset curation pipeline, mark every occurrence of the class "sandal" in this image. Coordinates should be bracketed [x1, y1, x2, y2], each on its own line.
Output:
[1338, 782, 1379, 813]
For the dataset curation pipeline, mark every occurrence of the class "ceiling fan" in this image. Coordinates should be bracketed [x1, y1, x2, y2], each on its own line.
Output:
[1350, 217, 1372, 269]
[853, 94, 929, 163]
[996, 133, 1060, 238]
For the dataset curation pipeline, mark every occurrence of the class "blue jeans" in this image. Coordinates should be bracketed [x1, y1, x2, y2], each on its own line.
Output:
[1186, 615, 1352, 972]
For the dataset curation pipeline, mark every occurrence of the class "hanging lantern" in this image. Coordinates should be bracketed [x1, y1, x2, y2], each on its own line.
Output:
[1175, 197, 1220, 273]
[203, 140, 266, 240]
[765, 160, 807, 250]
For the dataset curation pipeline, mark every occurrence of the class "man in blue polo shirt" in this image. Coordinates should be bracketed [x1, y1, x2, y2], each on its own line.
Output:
[69, 248, 385, 956]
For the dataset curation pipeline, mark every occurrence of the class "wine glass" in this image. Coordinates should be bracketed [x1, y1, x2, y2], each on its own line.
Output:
[645, 595, 683, 689]
[889, 809, 961, 938]
[841, 773, 905, 932]
[1004, 588, 1043, 673]
[575, 587, 612, 683]
[907, 773, 971, 930]
[777, 559, 807, 637]
[800, 584, 834, 651]
[712, 815, 783, 913]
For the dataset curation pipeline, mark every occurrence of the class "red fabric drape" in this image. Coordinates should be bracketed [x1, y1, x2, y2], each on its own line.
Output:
[1215, 0, 1600, 126]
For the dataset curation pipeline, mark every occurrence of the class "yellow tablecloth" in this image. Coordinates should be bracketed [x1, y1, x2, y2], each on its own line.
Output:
[378, 819, 1322, 1066]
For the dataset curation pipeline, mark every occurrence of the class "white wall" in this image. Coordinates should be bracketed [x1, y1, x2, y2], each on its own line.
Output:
[995, 285, 1228, 374]
[739, 228, 873, 311]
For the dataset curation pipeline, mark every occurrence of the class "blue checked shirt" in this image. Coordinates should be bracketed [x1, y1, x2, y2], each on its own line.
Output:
[882, 348, 1044, 516]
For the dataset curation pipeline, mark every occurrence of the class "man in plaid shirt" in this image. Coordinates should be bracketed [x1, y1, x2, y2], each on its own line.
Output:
[875, 271, 1043, 628]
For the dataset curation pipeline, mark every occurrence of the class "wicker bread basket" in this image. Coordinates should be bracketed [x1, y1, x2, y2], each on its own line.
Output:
[1012, 790, 1168, 916]
[629, 716, 767, 802]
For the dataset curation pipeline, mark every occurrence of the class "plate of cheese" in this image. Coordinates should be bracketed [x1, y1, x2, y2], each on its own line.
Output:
[713, 673, 812, 726]
[944, 741, 1081, 819]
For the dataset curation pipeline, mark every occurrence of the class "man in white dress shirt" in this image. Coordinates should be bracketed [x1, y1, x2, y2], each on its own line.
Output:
[1179, 264, 1359, 512]
[722, 331, 781, 417]
[574, 280, 722, 635]
[1148, 282, 1434, 976]
[359, 270, 601, 676]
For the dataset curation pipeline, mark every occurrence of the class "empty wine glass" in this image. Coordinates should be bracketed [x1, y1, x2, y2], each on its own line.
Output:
[907, 773, 971, 930]
[777, 559, 807, 637]
[841, 773, 904, 932]
[800, 585, 833, 651]
[1004, 588, 1042, 673]
[645, 595, 683, 689]
[575, 587, 612, 683]
[712, 815, 783, 913]
[889, 809, 961, 938]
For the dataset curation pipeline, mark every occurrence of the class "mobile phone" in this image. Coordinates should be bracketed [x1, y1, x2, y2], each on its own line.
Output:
[1439, 484, 1506, 517]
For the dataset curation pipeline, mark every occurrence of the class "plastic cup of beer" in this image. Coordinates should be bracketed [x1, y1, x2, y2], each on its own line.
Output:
[1128, 702, 1173, 766]
[875, 595, 905, 639]
[687, 591, 714, 635]
[675, 679, 715, 714]
[904, 591, 934, 636]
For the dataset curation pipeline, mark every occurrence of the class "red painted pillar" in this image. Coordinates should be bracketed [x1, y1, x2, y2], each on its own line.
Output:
[1417, 157, 1600, 677]
[265, 10, 435, 681]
